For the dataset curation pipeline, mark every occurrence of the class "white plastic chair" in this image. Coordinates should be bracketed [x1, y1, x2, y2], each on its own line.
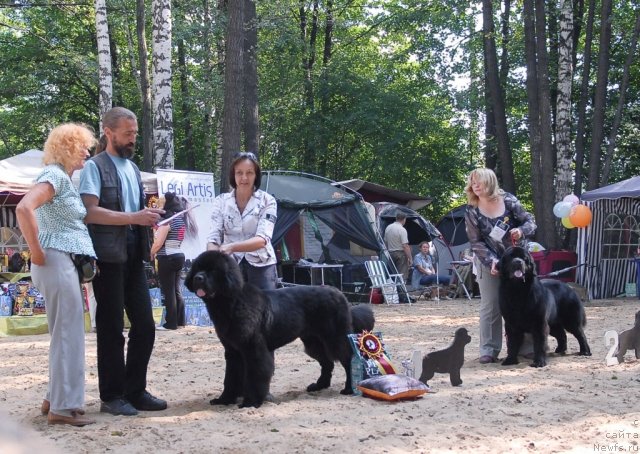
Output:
[364, 260, 409, 304]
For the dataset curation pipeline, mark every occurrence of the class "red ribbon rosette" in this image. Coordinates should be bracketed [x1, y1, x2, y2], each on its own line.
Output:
[357, 331, 398, 375]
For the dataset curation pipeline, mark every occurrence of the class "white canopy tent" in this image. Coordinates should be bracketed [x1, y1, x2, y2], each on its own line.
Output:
[0, 149, 157, 250]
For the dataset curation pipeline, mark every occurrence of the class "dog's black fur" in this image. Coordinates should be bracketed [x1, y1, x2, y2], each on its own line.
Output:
[419, 327, 471, 387]
[616, 310, 640, 363]
[184, 250, 375, 408]
[498, 246, 591, 368]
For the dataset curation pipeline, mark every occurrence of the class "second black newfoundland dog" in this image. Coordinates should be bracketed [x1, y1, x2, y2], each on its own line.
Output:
[498, 246, 591, 368]
[185, 250, 375, 408]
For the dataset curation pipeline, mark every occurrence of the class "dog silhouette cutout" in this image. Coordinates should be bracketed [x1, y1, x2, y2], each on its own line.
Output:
[419, 327, 471, 387]
[616, 310, 640, 363]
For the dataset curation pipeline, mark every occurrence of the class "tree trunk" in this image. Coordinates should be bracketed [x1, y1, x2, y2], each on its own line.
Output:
[601, 13, 640, 185]
[587, 0, 612, 190]
[534, 0, 558, 249]
[547, 0, 558, 142]
[482, 0, 515, 193]
[499, 0, 511, 86]
[573, 0, 595, 195]
[177, 36, 194, 170]
[95, 0, 112, 134]
[201, 0, 215, 173]
[524, 0, 544, 241]
[317, 0, 333, 177]
[299, 0, 319, 172]
[571, 0, 585, 70]
[484, 57, 497, 174]
[221, 0, 244, 193]
[242, 0, 259, 155]
[152, 0, 174, 170]
[136, 0, 154, 172]
[555, 0, 574, 202]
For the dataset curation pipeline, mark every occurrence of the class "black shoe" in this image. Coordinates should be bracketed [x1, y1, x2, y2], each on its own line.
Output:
[128, 391, 167, 411]
[100, 398, 139, 416]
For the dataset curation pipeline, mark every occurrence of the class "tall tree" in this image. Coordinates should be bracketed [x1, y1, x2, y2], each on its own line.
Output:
[555, 0, 574, 204]
[601, 12, 640, 185]
[534, 0, 557, 248]
[523, 0, 544, 237]
[299, 0, 319, 172]
[136, 0, 154, 171]
[482, 0, 515, 193]
[177, 35, 195, 169]
[316, 0, 333, 176]
[95, 0, 112, 132]
[221, 0, 244, 193]
[242, 0, 259, 154]
[152, 0, 174, 169]
[573, 0, 596, 195]
[587, 0, 612, 189]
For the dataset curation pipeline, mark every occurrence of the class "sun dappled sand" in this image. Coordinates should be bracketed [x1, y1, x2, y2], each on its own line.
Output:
[1, 297, 639, 453]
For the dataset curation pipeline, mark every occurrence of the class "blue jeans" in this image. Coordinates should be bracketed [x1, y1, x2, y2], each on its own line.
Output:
[418, 274, 451, 286]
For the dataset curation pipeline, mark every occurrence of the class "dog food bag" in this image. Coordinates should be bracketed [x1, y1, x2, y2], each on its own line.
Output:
[348, 331, 398, 395]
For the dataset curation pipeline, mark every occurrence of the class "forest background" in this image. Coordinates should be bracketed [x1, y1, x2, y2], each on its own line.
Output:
[1, 0, 639, 249]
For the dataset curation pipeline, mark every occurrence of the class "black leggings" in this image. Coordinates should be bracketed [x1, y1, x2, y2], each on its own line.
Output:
[157, 253, 186, 329]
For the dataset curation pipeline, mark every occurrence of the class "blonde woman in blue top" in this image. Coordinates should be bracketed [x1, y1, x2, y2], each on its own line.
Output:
[16, 123, 97, 427]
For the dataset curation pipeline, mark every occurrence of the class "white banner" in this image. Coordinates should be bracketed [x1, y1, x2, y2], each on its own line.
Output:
[155, 169, 215, 260]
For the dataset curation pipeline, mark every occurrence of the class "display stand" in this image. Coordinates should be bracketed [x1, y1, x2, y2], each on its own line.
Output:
[0, 308, 163, 337]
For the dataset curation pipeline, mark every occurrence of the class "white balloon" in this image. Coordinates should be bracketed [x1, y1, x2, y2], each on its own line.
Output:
[553, 201, 572, 218]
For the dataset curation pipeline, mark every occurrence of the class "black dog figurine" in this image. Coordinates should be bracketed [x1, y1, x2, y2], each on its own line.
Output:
[616, 311, 640, 363]
[419, 327, 471, 387]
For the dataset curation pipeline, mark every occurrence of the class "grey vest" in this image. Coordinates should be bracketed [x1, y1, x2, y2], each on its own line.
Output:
[87, 152, 151, 263]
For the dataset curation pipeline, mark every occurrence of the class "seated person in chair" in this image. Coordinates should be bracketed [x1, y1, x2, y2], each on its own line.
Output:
[412, 241, 451, 289]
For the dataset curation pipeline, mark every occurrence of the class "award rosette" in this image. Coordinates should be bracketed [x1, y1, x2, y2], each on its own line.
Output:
[357, 331, 398, 375]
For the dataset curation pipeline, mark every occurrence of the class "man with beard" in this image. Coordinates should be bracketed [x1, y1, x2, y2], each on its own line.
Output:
[79, 107, 167, 416]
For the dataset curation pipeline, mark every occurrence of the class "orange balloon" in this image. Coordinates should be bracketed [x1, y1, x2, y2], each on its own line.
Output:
[569, 205, 592, 228]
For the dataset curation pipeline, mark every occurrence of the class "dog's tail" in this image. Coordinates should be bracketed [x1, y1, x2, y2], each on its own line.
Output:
[350, 304, 375, 332]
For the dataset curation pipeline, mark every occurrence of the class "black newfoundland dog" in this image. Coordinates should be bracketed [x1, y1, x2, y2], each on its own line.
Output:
[184, 250, 375, 408]
[498, 246, 591, 368]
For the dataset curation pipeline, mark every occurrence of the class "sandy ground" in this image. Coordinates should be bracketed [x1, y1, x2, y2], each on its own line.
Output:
[1, 297, 639, 454]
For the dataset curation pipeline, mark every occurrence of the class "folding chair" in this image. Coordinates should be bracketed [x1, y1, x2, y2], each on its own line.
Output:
[449, 261, 472, 300]
[364, 260, 410, 305]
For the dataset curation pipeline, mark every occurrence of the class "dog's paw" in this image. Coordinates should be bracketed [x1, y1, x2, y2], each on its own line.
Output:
[340, 387, 354, 395]
[530, 359, 547, 368]
[554, 347, 567, 355]
[306, 381, 330, 392]
[210, 394, 238, 406]
[501, 356, 519, 366]
[578, 350, 592, 356]
[239, 400, 263, 409]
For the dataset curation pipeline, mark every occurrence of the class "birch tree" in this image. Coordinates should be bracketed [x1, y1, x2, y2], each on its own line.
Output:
[152, 0, 174, 169]
[95, 0, 112, 133]
[555, 0, 573, 202]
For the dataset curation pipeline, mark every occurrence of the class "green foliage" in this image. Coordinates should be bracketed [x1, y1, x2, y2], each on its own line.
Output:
[2, 0, 640, 223]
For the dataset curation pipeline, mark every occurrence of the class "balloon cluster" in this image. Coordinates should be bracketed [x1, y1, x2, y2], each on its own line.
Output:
[552, 194, 592, 229]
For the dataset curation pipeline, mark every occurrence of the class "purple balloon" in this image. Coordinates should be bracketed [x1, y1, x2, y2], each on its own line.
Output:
[563, 194, 580, 206]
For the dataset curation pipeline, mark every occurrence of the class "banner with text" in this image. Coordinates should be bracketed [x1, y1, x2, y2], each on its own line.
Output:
[155, 169, 215, 260]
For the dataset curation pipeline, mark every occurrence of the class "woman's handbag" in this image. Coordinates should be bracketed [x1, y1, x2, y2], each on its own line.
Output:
[71, 254, 97, 283]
